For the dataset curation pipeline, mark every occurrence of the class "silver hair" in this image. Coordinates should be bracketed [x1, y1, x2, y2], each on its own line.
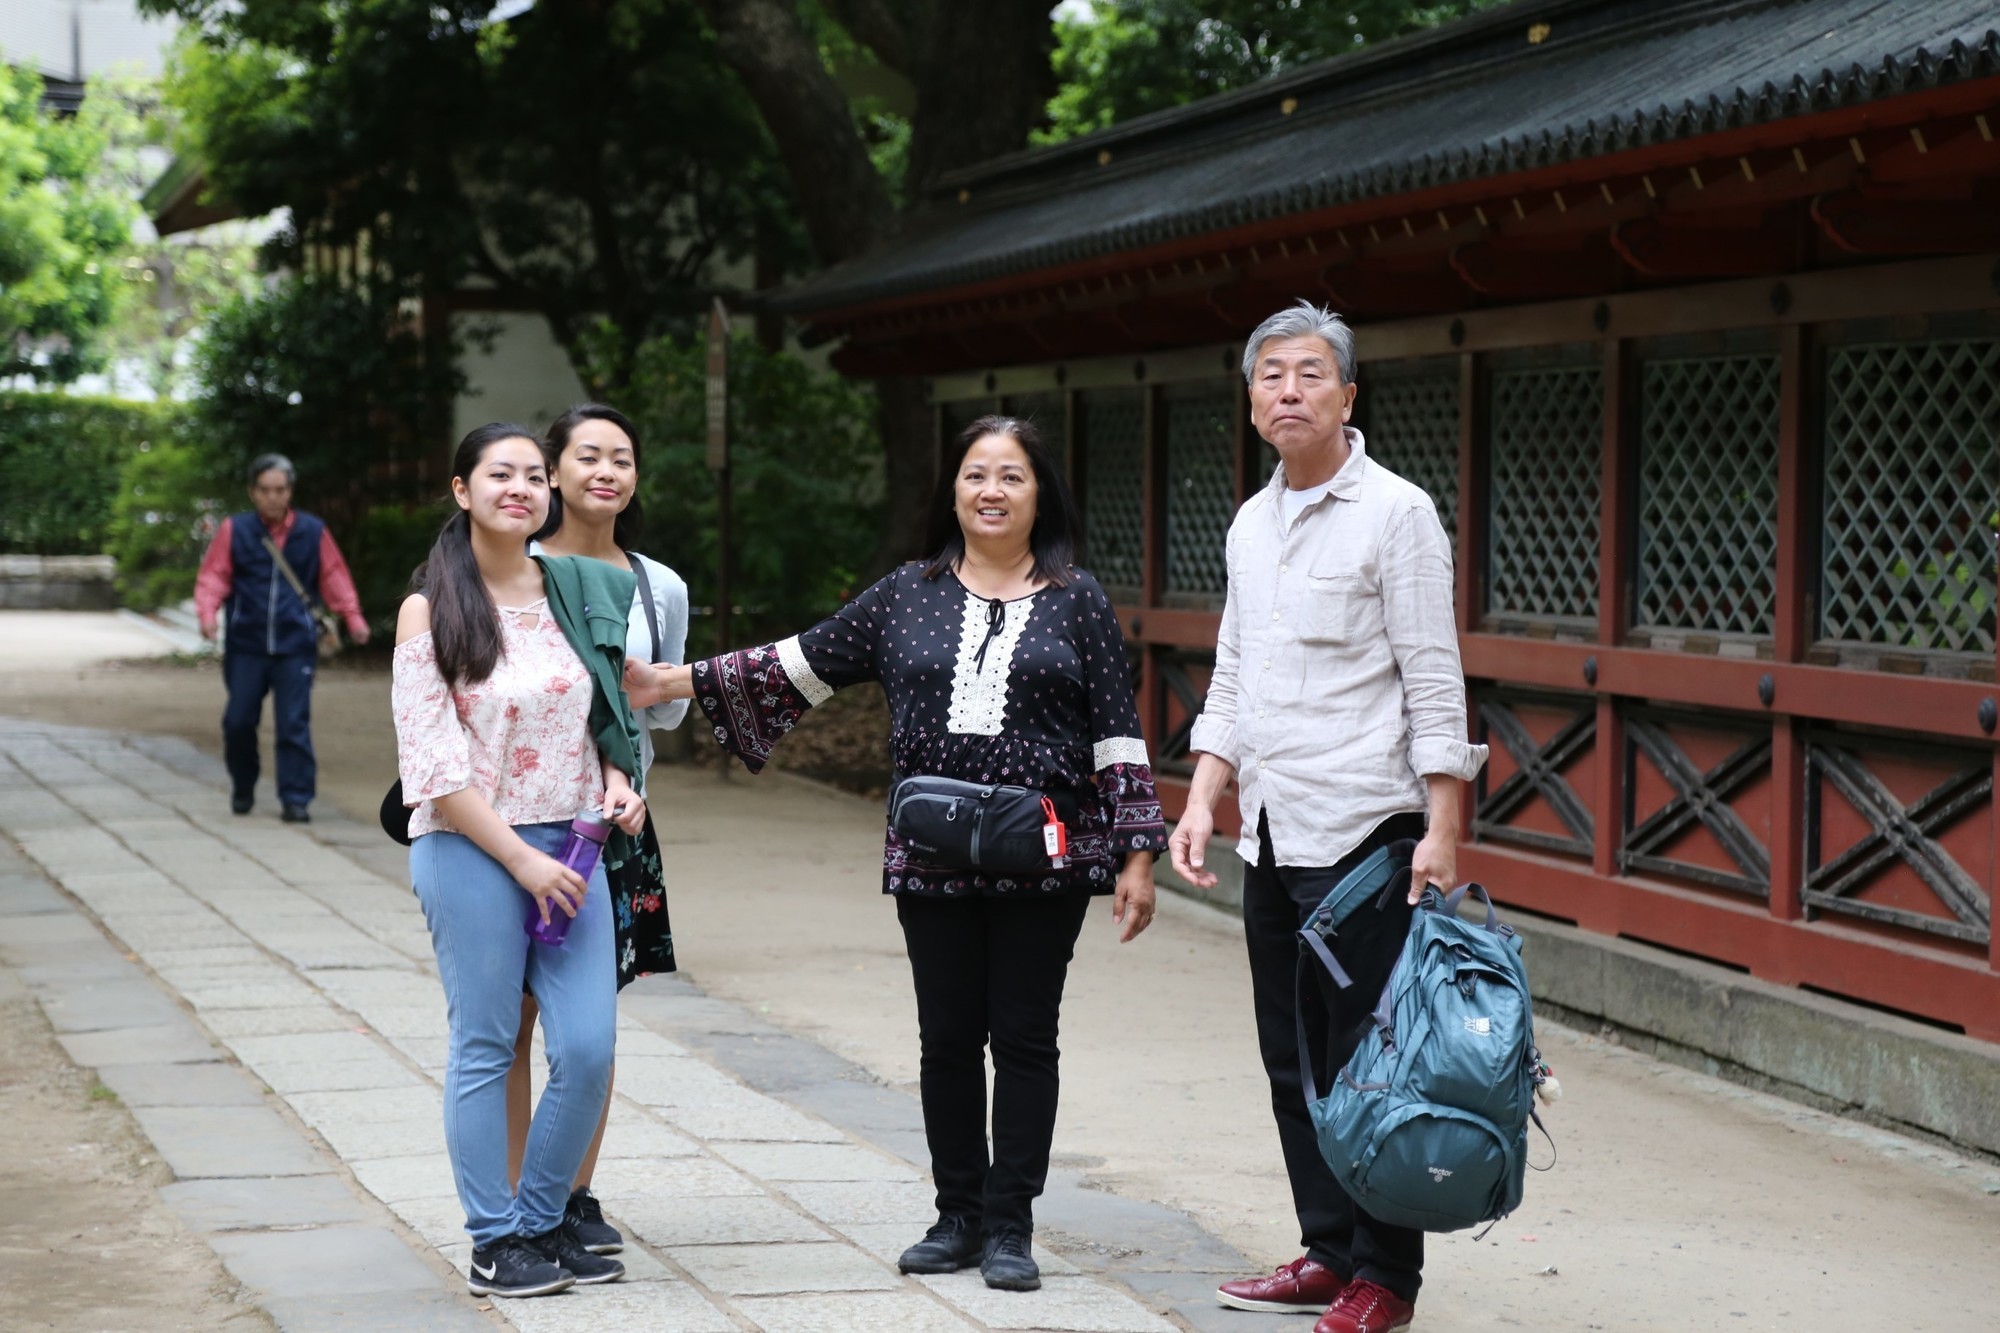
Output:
[1241, 299, 1356, 385]
[248, 452, 296, 486]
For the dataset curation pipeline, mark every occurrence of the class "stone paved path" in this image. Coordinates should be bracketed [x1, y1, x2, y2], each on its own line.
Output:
[0, 717, 1204, 1333]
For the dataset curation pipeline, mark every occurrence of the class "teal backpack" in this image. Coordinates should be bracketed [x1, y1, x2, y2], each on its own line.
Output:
[1298, 870, 1546, 1234]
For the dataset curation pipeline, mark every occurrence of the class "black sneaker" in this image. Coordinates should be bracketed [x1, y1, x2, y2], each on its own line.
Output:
[898, 1215, 981, 1274]
[980, 1229, 1041, 1291]
[524, 1221, 625, 1285]
[565, 1186, 623, 1255]
[230, 793, 253, 815]
[467, 1235, 574, 1298]
[280, 804, 311, 823]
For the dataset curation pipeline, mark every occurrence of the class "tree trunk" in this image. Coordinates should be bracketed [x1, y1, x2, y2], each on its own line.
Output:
[698, 0, 1058, 572]
[872, 375, 938, 571]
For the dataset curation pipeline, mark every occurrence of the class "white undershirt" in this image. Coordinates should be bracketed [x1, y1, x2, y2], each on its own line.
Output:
[1280, 477, 1338, 526]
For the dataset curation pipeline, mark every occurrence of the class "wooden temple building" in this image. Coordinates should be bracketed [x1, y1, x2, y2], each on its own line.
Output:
[779, 0, 2000, 1039]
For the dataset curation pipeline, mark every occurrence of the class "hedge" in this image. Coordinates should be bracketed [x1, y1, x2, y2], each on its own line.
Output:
[0, 391, 189, 556]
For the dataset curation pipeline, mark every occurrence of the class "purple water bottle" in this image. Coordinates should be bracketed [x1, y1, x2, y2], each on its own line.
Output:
[525, 809, 612, 947]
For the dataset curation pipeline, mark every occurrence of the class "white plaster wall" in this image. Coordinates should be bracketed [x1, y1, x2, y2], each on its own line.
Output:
[452, 310, 588, 442]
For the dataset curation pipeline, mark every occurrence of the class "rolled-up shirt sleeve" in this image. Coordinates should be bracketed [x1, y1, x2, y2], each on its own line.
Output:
[1188, 533, 1242, 767]
[392, 633, 471, 801]
[1381, 500, 1487, 781]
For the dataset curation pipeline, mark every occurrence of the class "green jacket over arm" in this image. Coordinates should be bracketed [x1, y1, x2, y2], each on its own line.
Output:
[533, 553, 644, 796]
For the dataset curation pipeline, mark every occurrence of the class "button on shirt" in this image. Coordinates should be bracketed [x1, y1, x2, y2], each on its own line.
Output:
[1188, 428, 1487, 868]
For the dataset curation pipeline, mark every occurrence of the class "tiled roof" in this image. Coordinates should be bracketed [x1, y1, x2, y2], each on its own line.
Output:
[779, 0, 2000, 315]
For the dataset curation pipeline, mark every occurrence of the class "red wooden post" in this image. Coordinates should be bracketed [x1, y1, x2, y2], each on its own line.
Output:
[1769, 324, 1810, 922]
[1456, 351, 1483, 835]
[1139, 384, 1165, 741]
[1593, 340, 1631, 879]
[1455, 352, 1482, 636]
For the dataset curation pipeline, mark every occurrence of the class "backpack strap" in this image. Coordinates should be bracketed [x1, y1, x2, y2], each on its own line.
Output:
[627, 553, 662, 665]
[1440, 881, 1501, 932]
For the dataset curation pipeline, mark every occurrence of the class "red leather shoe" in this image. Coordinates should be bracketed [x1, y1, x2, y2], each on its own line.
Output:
[1313, 1278, 1414, 1333]
[1216, 1256, 1349, 1313]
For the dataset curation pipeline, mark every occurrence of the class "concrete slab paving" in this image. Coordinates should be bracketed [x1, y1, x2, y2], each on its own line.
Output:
[776, 1179, 940, 1226]
[615, 1193, 834, 1248]
[733, 1290, 980, 1332]
[208, 1224, 449, 1298]
[0, 871, 70, 913]
[258, 1289, 498, 1333]
[709, 1140, 924, 1183]
[199, 1003, 358, 1038]
[58, 1018, 223, 1066]
[37, 973, 196, 1031]
[95, 1059, 270, 1107]
[160, 1175, 382, 1233]
[916, 1274, 1178, 1332]
[131, 1104, 333, 1178]
[499, 1282, 736, 1333]
[666, 1241, 903, 1296]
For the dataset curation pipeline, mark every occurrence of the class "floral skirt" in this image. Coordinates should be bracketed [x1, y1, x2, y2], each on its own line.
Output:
[605, 808, 675, 988]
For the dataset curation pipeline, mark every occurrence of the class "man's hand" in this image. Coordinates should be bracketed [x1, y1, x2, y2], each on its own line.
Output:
[1409, 827, 1458, 905]
[1169, 803, 1219, 889]
[1409, 773, 1465, 904]
[348, 621, 372, 646]
[200, 620, 218, 642]
[1112, 853, 1156, 942]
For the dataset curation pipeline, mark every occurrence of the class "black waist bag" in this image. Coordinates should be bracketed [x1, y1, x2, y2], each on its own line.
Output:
[889, 776, 1076, 874]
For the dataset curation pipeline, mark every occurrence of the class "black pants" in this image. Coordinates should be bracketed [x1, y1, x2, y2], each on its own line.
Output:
[1243, 810, 1427, 1302]
[896, 890, 1092, 1236]
[222, 650, 316, 807]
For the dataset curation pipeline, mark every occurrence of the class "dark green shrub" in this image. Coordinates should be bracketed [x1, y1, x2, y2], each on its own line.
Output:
[105, 434, 234, 611]
[618, 332, 883, 656]
[347, 501, 452, 632]
[0, 392, 185, 554]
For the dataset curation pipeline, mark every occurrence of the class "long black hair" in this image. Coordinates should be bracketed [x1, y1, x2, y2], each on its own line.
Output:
[415, 421, 541, 685]
[923, 415, 1079, 587]
[536, 403, 645, 550]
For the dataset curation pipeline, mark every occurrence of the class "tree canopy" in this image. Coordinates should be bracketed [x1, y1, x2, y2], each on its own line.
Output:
[1041, 1, 1506, 142]
[0, 62, 135, 384]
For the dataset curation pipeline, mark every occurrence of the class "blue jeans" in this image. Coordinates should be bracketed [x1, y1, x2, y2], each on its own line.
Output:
[412, 823, 616, 1245]
[222, 650, 316, 807]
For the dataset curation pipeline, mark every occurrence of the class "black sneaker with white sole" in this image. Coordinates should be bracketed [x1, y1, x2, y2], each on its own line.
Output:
[565, 1186, 624, 1254]
[524, 1221, 625, 1285]
[467, 1235, 574, 1298]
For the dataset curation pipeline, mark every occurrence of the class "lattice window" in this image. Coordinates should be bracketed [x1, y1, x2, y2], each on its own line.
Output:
[1488, 364, 1603, 621]
[1164, 380, 1236, 599]
[1003, 390, 1067, 472]
[1081, 388, 1145, 591]
[1636, 354, 1779, 636]
[1821, 337, 2000, 654]
[1366, 359, 1461, 548]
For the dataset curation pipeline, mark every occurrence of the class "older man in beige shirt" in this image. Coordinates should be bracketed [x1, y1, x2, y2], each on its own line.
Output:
[1171, 301, 1486, 1333]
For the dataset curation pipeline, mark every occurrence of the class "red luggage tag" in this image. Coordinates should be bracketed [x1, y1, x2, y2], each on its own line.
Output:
[1040, 796, 1068, 868]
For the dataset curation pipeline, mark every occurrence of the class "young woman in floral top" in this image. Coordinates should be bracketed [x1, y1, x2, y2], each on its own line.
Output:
[634, 416, 1166, 1292]
[392, 423, 646, 1299]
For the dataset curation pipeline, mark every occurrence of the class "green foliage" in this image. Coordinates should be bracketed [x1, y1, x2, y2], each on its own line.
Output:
[83, 72, 264, 398]
[0, 391, 184, 555]
[145, 0, 806, 395]
[613, 332, 883, 655]
[346, 501, 452, 632]
[1039, 0, 1509, 143]
[104, 430, 232, 610]
[0, 62, 136, 381]
[188, 273, 463, 532]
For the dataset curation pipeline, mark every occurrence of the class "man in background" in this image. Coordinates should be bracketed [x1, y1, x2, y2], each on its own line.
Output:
[195, 453, 369, 823]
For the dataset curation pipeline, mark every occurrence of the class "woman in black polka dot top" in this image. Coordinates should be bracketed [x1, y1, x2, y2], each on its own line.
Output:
[638, 415, 1164, 1289]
